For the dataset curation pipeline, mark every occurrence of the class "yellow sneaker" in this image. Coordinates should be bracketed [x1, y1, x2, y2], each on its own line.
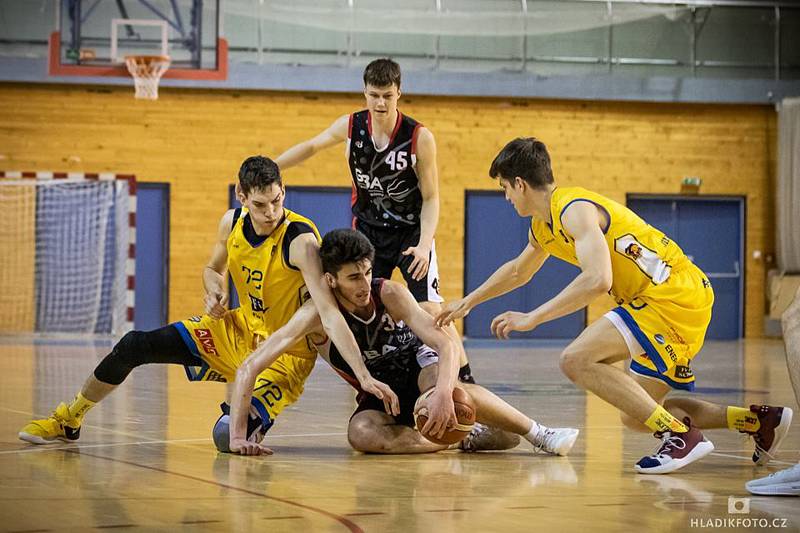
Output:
[19, 403, 81, 444]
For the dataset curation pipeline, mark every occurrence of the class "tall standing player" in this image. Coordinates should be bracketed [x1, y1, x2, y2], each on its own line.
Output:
[19, 156, 397, 446]
[437, 137, 793, 474]
[275, 59, 482, 386]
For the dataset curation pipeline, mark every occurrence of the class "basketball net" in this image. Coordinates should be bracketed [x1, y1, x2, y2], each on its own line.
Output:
[125, 55, 171, 100]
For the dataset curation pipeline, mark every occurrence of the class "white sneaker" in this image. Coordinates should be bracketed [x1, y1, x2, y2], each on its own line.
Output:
[531, 426, 580, 456]
[746, 462, 800, 496]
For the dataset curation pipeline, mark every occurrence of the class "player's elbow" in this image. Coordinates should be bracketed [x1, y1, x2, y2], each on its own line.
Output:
[586, 270, 612, 295]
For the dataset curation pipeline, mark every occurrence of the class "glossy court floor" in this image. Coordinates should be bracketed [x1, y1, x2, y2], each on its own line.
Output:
[1, 335, 798, 533]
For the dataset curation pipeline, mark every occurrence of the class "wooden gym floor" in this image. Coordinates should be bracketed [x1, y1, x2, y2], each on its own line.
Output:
[1, 335, 798, 532]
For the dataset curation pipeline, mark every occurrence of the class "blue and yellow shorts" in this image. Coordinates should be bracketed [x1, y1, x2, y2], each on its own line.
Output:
[172, 307, 316, 431]
[605, 264, 714, 391]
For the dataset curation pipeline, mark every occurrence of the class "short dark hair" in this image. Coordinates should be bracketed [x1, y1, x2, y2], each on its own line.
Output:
[238, 156, 282, 196]
[320, 229, 375, 275]
[363, 58, 401, 89]
[489, 137, 554, 189]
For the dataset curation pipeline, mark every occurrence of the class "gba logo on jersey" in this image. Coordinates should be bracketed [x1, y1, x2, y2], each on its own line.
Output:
[654, 334, 665, 345]
[193, 328, 218, 356]
[354, 167, 383, 193]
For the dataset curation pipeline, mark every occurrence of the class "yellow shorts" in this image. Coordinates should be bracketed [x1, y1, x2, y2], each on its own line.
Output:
[605, 263, 714, 391]
[173, 308, 316, 429]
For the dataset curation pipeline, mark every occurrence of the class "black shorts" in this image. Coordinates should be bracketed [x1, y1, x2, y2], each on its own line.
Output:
[355, 220, 443, 304]
[350, 348, 439, 427]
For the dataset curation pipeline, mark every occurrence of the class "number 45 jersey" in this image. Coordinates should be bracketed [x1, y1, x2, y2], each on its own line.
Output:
[347, 109, 424, 229]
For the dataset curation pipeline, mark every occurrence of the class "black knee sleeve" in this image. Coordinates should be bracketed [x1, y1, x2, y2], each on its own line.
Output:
[93, 326, 195, 385]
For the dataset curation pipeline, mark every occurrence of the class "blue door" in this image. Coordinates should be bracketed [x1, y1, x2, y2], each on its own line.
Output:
[464, 191, 585, 339]
[135, 183, 170, 330]
[227, 185, 352, 308]
[627, 196, 744, 339]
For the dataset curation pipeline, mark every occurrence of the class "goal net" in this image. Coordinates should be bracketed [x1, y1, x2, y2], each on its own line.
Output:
[0, 172, 135, 335]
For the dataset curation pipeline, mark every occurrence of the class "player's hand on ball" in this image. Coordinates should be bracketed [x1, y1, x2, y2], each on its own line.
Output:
[491, 311, 536, 339]
[418, 388, 457, 440]
[229, 438, 273, 456]
[435, 298, 471, 327]
[361, 376, 400, 416]
[402, 244, 431, 281]
[204, 289, 229, 319]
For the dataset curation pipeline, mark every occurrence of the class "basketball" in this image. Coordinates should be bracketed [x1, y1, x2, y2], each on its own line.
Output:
[414, 386, 476, 445]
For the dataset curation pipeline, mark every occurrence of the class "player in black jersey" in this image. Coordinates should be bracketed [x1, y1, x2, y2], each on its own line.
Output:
[225, 229, 579, 456]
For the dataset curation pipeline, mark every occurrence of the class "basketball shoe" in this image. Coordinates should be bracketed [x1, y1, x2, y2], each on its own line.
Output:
[19, 403, 81, 444]
[459, 423, 521, 452]
[746, 462, 800, 496]
[744, 405, 793, 466]
[530, 426, 580, 456]
[635, 417, 714, 474]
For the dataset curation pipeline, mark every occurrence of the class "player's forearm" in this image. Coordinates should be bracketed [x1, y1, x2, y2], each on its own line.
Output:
[275, 142, 315, 171]
[203, 266, 225, 295]
[529, 271, 608, 326]
[230, 364, 259, 442]
[417, 198, 439, 250]
[319, 312, 372, 383]
[433, 340, 458, 392]
[466, 259, 532, 308]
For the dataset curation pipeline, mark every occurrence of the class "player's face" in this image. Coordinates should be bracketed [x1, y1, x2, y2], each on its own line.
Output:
[499, 177, 531, 217]
[331, 259, 373, 309]
[364, 84, 400, 120]
[240, 184, 285, 233]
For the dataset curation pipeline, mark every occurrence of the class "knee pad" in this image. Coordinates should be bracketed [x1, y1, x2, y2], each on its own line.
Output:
[93, 330, 150, 384]
[212, 402, 270, 453]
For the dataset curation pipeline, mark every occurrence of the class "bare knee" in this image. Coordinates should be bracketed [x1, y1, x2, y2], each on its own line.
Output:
[347, 416, 389, 453]
[559, 347, 590, 384]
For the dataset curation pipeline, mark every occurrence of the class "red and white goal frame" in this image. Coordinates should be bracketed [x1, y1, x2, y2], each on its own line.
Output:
[0, 170, 136, 332]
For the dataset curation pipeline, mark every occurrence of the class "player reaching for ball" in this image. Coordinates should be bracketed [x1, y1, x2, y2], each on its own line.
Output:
[226, 229, 579, 456]
[19, 156, 398, 448]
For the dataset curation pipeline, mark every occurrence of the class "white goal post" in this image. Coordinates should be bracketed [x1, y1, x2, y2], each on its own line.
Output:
[0, 171, 136, 335]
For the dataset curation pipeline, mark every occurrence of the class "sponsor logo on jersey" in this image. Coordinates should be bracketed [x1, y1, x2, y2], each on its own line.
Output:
[654, 334, 665, 345]
[664, 343, 678, 362]
[193, 328, 219, 356]
[674, 365, 693, 379]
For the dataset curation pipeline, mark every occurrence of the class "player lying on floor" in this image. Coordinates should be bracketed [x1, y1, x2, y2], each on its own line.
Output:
[223, 228, 580, 456]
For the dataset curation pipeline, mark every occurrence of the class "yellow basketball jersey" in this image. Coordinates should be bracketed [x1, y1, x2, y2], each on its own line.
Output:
[530, 187, 692, 304]
[227, 208, 321, 358]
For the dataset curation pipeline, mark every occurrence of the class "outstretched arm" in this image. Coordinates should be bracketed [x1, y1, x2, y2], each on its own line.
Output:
[436, 240, 548, 327]
[229, 300, 323, 456]
[289, 233, 400, 415]
[382, 280, 458, 439]
[203, 210, 236, 319]
[274, 115, 350, 171]
[491, 202, 612, 338]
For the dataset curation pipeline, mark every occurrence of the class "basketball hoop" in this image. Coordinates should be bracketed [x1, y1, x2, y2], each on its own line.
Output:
[125, 55, 170, 100]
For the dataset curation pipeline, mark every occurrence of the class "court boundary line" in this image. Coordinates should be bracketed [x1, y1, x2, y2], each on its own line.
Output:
[61, 448, 363, 533]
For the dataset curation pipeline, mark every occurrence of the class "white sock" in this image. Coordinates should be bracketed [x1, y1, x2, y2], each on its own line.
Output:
[523, 420, 544, 445]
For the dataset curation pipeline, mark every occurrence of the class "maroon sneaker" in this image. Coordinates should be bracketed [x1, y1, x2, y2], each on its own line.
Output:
[747, 405, 793, 466]
[635, 417, 715, 475]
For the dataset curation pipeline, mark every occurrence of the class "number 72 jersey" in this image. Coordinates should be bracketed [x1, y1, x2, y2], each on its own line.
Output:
[227, 208, 320, 357]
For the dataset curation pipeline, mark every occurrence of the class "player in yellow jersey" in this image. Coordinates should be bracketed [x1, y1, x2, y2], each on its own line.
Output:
[436, 137, 793, 474]
[19, 156, 398, 449]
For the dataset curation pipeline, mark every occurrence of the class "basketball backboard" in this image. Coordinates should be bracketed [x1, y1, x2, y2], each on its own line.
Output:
[49, 0, 227, 80]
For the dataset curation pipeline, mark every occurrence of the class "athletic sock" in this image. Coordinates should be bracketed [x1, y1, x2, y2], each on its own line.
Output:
[727, 406, 760, 433]
[522, 420, 543, 445]
[644, 405, 689, 433]
[458, 363, 475, 384]
[67, 392, 96, 421]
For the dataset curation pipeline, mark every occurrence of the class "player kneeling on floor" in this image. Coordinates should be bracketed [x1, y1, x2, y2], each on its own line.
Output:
[225, 228, 579, 456]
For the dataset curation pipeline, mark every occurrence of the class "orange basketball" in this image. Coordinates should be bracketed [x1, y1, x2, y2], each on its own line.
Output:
[414, 386, 476, 445]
